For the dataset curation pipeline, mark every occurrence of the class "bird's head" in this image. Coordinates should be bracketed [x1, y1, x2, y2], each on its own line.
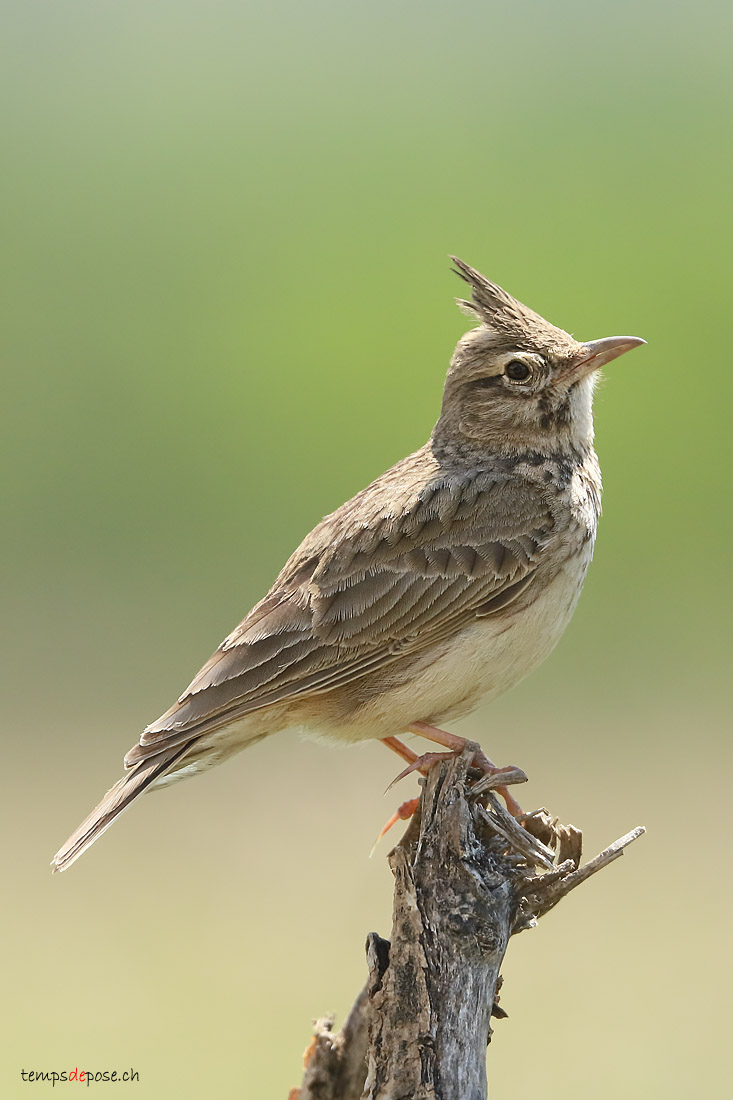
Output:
[435, 257, 645, 458]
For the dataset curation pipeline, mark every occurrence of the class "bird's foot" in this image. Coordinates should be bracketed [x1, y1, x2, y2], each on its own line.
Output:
[385, 750, 457, 791]
[369, 796, 420, 856]
[392, 723, 525, 814]
[406, 721, 525, 816]
[374, 731, 526, 851]
[372, 737, 439, 850]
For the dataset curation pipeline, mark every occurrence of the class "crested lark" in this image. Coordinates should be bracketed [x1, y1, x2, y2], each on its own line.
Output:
[52, 258, 644, 871]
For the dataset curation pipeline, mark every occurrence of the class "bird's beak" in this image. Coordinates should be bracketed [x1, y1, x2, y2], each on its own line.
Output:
[569, 335, 646, 380]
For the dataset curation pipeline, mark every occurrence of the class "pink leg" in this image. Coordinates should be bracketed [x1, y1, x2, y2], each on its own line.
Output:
[371, 796, 421, 851]
[373, 737, 452, 848]
[380, 735, 419, 767]
[405, 722, 524, 817]
[406, 722, 498, 768]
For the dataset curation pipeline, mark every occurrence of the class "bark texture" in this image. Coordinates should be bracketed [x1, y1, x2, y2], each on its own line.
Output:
[293, 744, 643, 1100]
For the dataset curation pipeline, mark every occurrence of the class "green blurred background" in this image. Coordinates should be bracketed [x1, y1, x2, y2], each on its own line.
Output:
[2, 1, 730, 1096]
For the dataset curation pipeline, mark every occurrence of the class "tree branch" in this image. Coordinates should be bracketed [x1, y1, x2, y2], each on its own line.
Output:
[292, 744, 644, 1100]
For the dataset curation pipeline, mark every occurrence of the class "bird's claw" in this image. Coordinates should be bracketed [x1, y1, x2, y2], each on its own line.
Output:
[375, 734, 526, 860]
[370, 796, 420, 857]
[385, 751, 457, 793]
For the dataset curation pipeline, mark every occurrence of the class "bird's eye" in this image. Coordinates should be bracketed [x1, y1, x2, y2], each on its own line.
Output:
[504, 359, 532, 382]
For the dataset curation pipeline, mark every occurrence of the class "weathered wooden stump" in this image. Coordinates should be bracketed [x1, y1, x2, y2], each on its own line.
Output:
[291, 744, 644, 1100]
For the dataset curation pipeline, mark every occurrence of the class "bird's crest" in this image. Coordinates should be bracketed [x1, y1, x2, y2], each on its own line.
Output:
[450, 256, 574, 352]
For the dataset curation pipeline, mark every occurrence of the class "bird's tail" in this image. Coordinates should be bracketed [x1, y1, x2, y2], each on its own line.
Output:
[51, 743, 193, 873]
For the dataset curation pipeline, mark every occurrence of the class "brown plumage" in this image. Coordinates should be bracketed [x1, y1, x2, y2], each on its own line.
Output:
[52, 258, 645, 871]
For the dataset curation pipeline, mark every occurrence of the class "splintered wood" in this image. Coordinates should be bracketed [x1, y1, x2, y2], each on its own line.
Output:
[293, 744, 644, 1100]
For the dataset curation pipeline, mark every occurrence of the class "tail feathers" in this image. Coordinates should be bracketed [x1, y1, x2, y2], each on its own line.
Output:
[51, 743, 192, 873]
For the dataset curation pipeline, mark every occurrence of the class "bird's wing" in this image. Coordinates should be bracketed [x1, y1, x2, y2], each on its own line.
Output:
[126, 469, 555, 765]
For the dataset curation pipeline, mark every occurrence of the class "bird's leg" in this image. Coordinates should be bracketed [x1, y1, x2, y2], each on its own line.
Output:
[373, 737, 454, 849]
[380, 735, 420, 767]
[378, 737, 450, 819]
[380, 735, 455, 782]
[374, 727, 523, 851]
[370, 794, 421, 853]
[406, 721, 498, 767]
[405, 721, 524, 817]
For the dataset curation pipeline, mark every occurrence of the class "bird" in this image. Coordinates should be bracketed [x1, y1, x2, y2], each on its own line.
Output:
[52, 258, 645, 872]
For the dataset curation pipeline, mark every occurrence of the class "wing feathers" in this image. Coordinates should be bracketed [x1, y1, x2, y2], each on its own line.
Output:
[129, 465, 555, 761]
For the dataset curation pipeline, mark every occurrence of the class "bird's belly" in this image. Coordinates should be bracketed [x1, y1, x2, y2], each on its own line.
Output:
[422, 565, 586, 717]
[315, 548, 592, 742]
